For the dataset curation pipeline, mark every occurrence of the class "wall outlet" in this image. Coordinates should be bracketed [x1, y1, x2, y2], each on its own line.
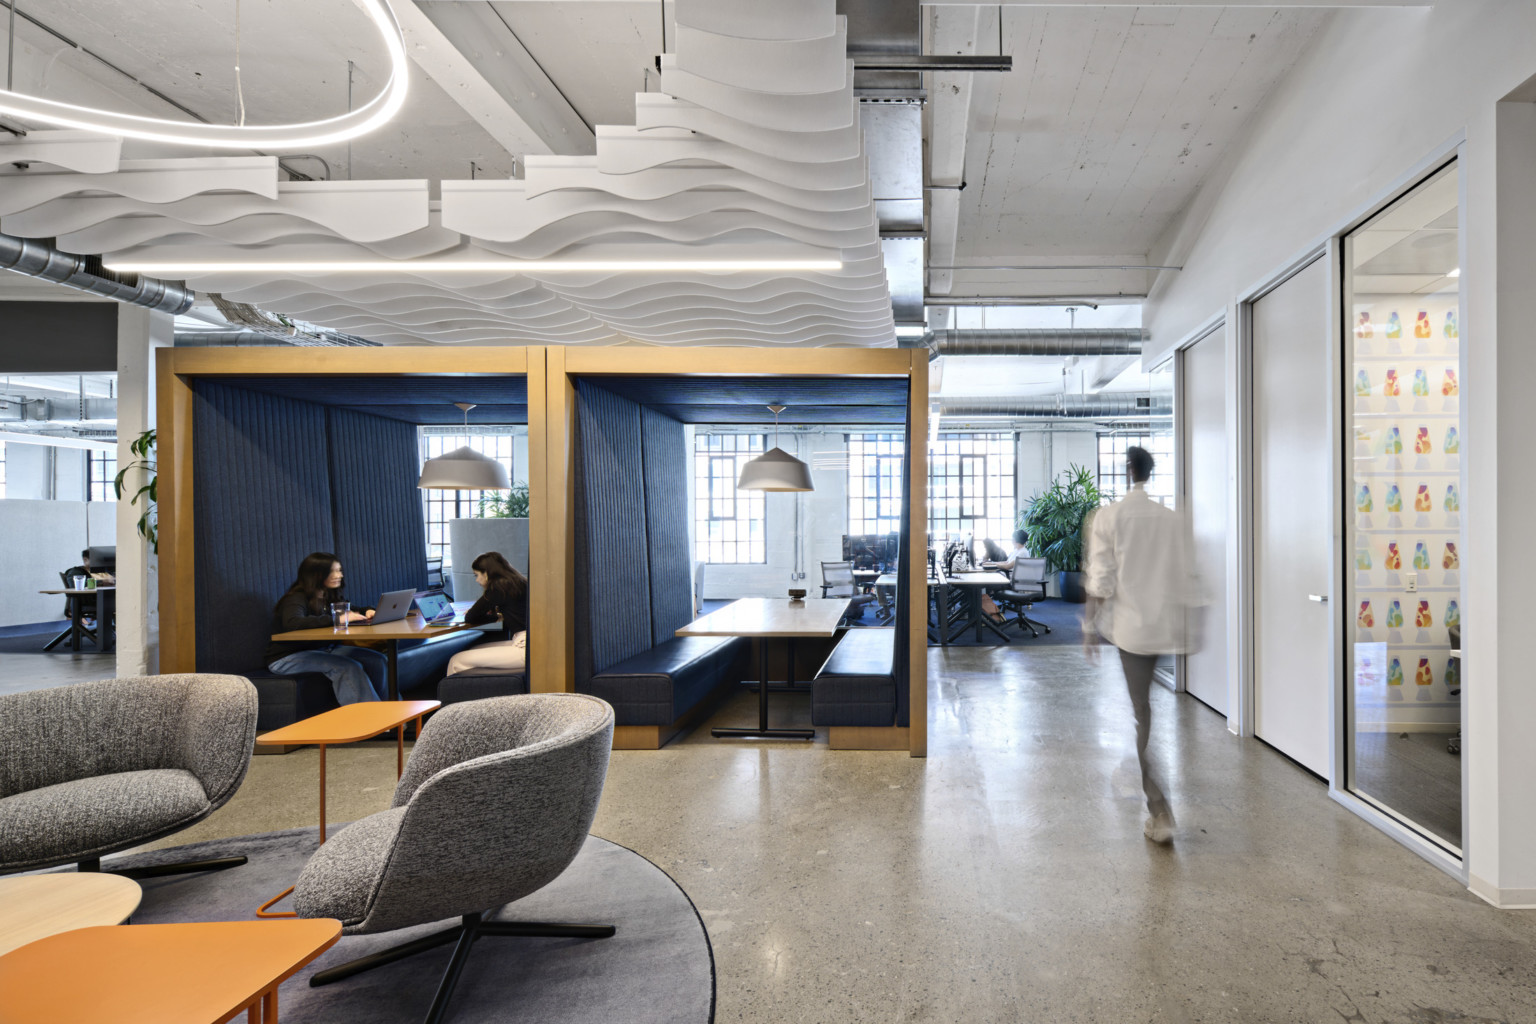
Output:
[1406, 572, 1418, 592]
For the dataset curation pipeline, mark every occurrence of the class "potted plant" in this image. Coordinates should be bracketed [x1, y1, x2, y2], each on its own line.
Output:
[1018, 464, 1103, 603]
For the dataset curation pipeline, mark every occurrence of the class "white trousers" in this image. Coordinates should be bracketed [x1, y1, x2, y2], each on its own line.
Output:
[447, 632, 526, 676]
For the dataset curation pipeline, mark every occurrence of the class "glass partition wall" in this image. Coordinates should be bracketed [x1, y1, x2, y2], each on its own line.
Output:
[1343, 160, 1463, 852]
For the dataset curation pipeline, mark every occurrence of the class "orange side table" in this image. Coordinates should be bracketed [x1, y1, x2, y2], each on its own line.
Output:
[257, 700, 440, 844]
[0, 918, 341, 1023]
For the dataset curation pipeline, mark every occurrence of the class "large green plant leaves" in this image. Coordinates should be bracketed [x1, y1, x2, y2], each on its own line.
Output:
[1017, 464, 1103, 572]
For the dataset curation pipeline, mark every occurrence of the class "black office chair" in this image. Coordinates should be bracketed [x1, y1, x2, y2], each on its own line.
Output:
[993, 557, 1051, 638]
[42, 570, 99, 652]
[821, 561, 875, 626]
[425, 556, 445, 590]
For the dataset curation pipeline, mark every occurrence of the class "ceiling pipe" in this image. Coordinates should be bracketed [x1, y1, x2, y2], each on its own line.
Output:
[174, 331, 380, 347]
[0, 232, 194, 314]
[940, 395, 1171, 419]
[926, 328, 1146, 358]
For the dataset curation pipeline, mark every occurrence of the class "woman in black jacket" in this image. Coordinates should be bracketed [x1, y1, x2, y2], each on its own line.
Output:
[265, 551, 387, 703]
[445, 551, 529, 676]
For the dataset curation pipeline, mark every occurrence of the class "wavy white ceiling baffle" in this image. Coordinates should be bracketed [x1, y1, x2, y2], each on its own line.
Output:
[0, 0, 894, 347]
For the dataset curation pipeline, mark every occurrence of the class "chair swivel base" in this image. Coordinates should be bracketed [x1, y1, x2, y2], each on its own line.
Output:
[311, 910, 615, 1024]
[78, 854, 248, 880]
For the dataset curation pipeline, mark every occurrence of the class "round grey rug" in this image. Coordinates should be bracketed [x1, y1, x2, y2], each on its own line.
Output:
[106, 830, 714, 1023]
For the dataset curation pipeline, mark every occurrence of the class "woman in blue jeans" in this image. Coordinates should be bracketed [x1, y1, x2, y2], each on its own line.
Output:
[266, 552, 388, 704]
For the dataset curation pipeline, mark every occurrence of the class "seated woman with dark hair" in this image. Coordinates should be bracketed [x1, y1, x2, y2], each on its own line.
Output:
[265, 552, 387, 704]
[446, 551, 529, 676]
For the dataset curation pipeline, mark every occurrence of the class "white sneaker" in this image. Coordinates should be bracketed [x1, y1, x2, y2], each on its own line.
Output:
[1144, 811, 1175, 844]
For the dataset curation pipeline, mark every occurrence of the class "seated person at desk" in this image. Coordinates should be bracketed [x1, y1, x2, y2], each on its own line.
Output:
[60, 549, 96, 628]
[985, 530, 1030, 572]
[445, 551, 529, 676]
[979, 530, 1031, 623]
[265, 552, 387, 704]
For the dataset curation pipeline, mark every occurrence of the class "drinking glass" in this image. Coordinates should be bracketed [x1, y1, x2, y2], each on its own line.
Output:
[330, 601, 351, 630]
[70, 575, 86, 590]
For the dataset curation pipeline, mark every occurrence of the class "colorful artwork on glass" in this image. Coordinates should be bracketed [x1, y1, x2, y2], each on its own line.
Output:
[1445, 311, 1458, 339]
[1413, 541, 1431, 571]
[1415, 657, 1433, 698]
[1385, 484, 1403, 527]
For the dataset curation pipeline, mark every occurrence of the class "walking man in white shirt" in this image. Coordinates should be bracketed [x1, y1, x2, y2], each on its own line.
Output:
[1083, 446, 1199, 844]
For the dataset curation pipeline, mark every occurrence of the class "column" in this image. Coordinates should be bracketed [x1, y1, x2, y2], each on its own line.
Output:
[115, 306, 173, 676]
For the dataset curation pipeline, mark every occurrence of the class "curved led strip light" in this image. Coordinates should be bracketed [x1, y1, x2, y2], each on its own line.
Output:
[0, 2, 408, 148]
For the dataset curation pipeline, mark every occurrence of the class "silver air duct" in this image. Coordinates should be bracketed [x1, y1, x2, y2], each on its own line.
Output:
[940, 395, 1171, 419]
[174, 331, 380, 348]
[926, 328, 1147, 358]
[0, 232, 194, 314]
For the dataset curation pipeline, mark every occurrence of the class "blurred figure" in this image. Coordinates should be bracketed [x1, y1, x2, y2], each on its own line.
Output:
[1082, 446, 1199, 844]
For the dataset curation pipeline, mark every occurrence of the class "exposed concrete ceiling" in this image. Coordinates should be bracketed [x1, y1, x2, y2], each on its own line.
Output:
[928, 3, 1329, 303]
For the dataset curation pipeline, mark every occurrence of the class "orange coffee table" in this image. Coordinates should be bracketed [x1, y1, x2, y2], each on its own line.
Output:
[0, 918, 341, 1023]
[257, 700, 440, 844]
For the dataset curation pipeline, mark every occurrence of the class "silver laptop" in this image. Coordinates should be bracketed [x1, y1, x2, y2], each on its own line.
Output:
[368, 588, 418, 625]
[413, 590, 457, 624]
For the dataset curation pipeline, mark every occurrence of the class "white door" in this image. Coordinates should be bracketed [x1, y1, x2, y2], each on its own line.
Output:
[1183, 325, 1229, 714]
[1252, 256, 1334, 777]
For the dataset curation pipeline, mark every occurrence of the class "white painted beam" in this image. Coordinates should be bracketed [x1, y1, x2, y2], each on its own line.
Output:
[376, 0, 593, 160]
[409, 1, 596, 156]
[926, 6, 987, 298]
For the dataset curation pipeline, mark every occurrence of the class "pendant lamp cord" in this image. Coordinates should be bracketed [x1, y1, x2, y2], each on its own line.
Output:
[8, 0, 17, 93]
[233, 0, 246, 126]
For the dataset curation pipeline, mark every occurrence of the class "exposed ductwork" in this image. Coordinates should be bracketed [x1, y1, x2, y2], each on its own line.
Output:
[0, 232, 194, 314]
[940, 394, 1170, 419]
[927, 328, 1147, 358]
[174, 331, 380, 348]
[0, 395, 118, 424]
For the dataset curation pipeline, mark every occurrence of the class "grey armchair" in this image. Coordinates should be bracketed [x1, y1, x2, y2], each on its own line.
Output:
[292, 693, 616, 1024]
[0, 674, 258, 878]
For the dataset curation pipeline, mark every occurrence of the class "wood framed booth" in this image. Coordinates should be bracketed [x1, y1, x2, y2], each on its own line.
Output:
[156, 345, 927, 755]
[155, 347, 544, 731]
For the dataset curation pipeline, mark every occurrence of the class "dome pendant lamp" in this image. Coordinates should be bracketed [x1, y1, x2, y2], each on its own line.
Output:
[737, 405, 815, 492]
[418, 403, 511, 491]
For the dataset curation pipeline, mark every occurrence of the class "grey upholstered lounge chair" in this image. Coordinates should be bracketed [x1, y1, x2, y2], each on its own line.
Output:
[292, 693, 615, 1024]
[0, 674, 258, 878]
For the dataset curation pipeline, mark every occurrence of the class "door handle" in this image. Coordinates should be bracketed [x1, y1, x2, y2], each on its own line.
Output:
[1307, 594, 1328, 603]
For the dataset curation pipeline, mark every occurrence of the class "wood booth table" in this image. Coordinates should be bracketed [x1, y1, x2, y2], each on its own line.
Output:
[269, 604, 479, 701]
[677, 597, 850, 741]
[0, 918, 341, 1024]
[0, 873, 142, 957]
[256, 701, 440, 844]
[38, 586, 116, 653]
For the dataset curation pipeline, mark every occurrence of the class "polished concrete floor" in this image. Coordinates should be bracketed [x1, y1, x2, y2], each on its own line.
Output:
[8, 645, 1536, 1022]
[0, 649, 117, 696]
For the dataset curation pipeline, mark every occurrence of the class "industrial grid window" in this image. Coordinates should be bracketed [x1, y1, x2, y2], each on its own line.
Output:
[928, 432, 1016, 544]
[847, 433, 905, 536]
[693, 433, 766, 564]
[1096, 431, 1175, 506]
[87, 450, 117, 503]
[419, 430, 520, 567]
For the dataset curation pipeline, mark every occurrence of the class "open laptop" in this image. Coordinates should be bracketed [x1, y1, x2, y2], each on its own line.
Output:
[368, 588, 418, 625]
[413, 590, 457, 625]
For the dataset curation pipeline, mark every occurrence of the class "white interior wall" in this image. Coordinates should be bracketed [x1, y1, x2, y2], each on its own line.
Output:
[4, 443, 88, 501]
[1139, 0, 1536, 903]
[0, 500, 116, 628]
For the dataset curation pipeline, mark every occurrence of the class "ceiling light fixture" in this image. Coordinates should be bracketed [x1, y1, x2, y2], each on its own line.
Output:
[418, 403, 511, 491]
[1447, 267, 1461, 278]
[0, 1, 408, 149]
[103, 258, 844, 274]
[738, 405, 815, 492]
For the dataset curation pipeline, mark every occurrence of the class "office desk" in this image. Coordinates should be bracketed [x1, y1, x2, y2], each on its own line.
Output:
[677, 598, 850, 740]
[943, 571, 1011, 644]
[270, 602, 480, 701]
[875, 572, 954, 644]
[38, 587, 115, 653]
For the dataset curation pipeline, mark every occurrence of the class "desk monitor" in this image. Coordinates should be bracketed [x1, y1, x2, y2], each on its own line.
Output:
[841, 533, 898, 568]
[86, 546, 116, 570]
[982, 538, 1008, 563]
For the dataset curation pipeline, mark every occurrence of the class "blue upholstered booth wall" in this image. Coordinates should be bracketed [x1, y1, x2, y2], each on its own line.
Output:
[894, 385, 913, 728]
[194, 381, 335, 674]
[640, 406, 694, 646]
[574, 381, 654, 685]
[325, 406, 428, 610]
[193, 381, 430, 674]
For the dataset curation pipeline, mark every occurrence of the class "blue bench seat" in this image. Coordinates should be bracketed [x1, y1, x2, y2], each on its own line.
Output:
[438, 671, 528, 705]
[580, 635, 746, 726]
[254, 629, 485, 733]
[811, 627, 897, 728]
